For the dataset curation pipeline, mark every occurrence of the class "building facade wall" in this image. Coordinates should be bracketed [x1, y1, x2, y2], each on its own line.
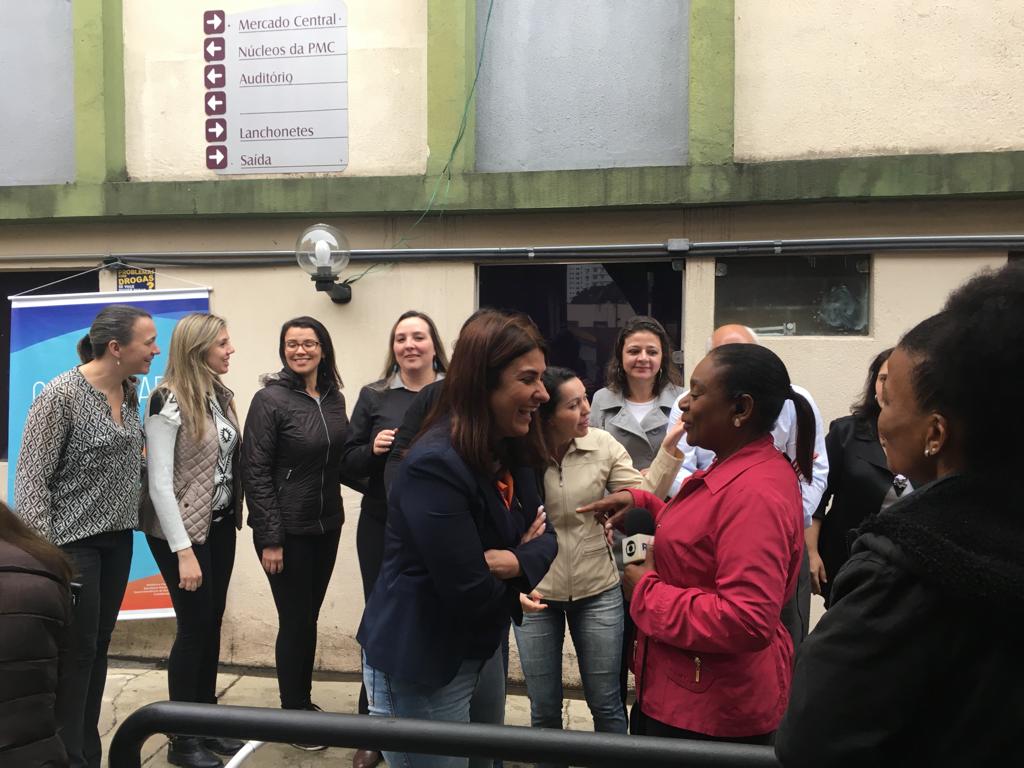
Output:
[734, 0, 1024, 161]
[0, 200, 1014, 681]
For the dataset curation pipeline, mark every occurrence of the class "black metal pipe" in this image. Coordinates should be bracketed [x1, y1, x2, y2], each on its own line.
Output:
[104, 233, 1024, 268]
[108, 701, 779, 768]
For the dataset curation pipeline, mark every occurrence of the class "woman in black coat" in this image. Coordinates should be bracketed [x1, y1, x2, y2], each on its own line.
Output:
[805, 348, 911, 606]
[777, 264, 1024, 767]
[0, 501, 73, 768]
[242, 317, 348, 739]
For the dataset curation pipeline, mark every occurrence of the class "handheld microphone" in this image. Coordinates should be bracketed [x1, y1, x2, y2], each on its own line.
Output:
[621, 507, 656, 565]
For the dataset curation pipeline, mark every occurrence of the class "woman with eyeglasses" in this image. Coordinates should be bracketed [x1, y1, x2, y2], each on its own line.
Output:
[242, 317, 349, 743]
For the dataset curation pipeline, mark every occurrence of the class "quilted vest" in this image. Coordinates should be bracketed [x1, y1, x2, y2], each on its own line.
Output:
[140, 385, 242, 545]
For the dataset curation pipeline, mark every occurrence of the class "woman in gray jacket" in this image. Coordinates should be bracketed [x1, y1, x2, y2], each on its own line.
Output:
[143, 313, 243, 768]
[588, 317, 686, 710]
[589, 317, 686, 471]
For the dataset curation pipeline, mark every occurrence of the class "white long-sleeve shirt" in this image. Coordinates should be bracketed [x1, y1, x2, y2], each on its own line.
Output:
[666, 383, 828, 528]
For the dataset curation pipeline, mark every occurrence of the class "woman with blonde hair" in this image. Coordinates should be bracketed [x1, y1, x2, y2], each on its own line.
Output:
[142, 313, 243, 768]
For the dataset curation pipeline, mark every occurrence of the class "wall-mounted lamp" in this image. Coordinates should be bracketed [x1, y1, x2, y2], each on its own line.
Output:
[296, 223, 353, 304]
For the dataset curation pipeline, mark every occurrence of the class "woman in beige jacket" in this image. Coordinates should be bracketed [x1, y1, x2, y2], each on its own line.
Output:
[513, 367, 681, 757]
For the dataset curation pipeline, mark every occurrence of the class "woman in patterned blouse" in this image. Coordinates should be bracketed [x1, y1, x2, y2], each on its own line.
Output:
[14, 303, 159, 768]
[141, 313, 243, 768]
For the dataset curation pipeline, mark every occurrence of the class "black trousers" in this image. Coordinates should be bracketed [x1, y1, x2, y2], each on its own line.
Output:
[59, 530, 134, 768]
[147, 516, 237, 704]
[356, 510, 387, 716]
[780, 542, 811, 657]
[631, 707, 773, 745]
[265, 528, 341, 709]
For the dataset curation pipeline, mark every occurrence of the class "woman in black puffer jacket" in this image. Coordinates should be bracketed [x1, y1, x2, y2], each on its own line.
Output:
[242, 317, 349, 731]
[0, 500, 73, 768]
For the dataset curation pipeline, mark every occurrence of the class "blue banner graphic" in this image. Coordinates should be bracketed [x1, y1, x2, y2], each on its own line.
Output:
[7, 289, 210, 619]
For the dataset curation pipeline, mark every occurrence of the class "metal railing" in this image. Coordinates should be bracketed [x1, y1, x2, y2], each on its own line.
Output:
[109, 701, 779, 768]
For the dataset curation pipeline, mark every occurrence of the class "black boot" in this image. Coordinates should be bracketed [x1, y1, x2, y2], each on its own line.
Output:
[201, 737, 245, 756]
[167, 736, 224, 768]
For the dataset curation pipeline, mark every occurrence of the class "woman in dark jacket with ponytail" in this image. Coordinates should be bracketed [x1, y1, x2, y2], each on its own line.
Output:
[581, 344, 811, 743]
[805, 348, 912, 607]
[242, 317, 348, 736]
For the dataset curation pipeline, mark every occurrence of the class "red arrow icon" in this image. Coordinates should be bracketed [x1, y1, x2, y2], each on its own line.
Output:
[205, 64, 225, 88]
[206, 145, 228, 170]
[203, 11, 225, 33]
[204, 37, 225, 62]
[205, 91, 226, 115]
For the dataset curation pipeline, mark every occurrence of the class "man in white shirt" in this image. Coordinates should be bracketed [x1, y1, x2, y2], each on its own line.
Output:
[666, 324, 828, 653]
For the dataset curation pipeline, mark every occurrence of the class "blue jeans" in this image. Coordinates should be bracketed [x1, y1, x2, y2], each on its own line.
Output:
[513, 585, 626, 745]
[363, 647, 505, 768]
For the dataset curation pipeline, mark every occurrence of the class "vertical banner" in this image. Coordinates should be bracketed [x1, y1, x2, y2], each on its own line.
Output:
[7, 288, 211, 619]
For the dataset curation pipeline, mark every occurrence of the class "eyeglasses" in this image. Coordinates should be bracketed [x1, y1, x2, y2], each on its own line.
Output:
[285, 340, 321, 351]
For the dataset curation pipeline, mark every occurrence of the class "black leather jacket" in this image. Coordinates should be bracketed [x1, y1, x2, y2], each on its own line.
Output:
[0, 541, 71, 767]
[242, 369, 349, 549]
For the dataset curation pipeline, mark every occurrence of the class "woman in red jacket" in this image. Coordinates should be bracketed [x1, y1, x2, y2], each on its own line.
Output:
[581, 343, 812, 743]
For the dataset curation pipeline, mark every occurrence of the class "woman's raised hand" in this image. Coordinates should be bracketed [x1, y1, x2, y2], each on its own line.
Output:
[520, 506, 547, 544]
[520, 590, 547, 613]
[576, 489, 633, 545]
[261, 545, 284, 575]
[576, 489, 632, 527]
[661, 416, 687, 457]
[373, 428, 398, 455]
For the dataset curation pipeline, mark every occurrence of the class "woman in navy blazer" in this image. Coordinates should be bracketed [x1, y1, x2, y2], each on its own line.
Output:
[357, 310, 557, 768]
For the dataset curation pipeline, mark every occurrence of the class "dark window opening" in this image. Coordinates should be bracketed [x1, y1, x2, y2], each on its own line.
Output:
[714, 255, 870, 336]
[1, 270, 99, 459]
[478, 262, 683, 395]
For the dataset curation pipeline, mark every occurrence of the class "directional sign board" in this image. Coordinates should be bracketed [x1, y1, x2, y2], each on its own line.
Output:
[203, 2, 348, 175]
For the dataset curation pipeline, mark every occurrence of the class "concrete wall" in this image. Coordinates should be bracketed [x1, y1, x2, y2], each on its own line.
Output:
[734, 0, 1024, 161]
[0, 199, 1018, 682]
[123, 0, 427, 180]
[474, 0, 689, 171]
[0, 0, 75, 185]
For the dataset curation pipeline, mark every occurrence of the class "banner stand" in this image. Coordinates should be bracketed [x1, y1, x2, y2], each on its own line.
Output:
[7, 288, 211, 620]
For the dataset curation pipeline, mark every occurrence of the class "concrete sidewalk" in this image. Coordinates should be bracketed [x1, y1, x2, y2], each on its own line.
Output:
[99, 661, 595, 767]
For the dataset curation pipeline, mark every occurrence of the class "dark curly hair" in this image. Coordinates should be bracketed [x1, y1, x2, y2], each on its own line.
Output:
[899, 263, 1024, 479]
[850, 347, 894, 424]
[604, 316, 683, 397]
